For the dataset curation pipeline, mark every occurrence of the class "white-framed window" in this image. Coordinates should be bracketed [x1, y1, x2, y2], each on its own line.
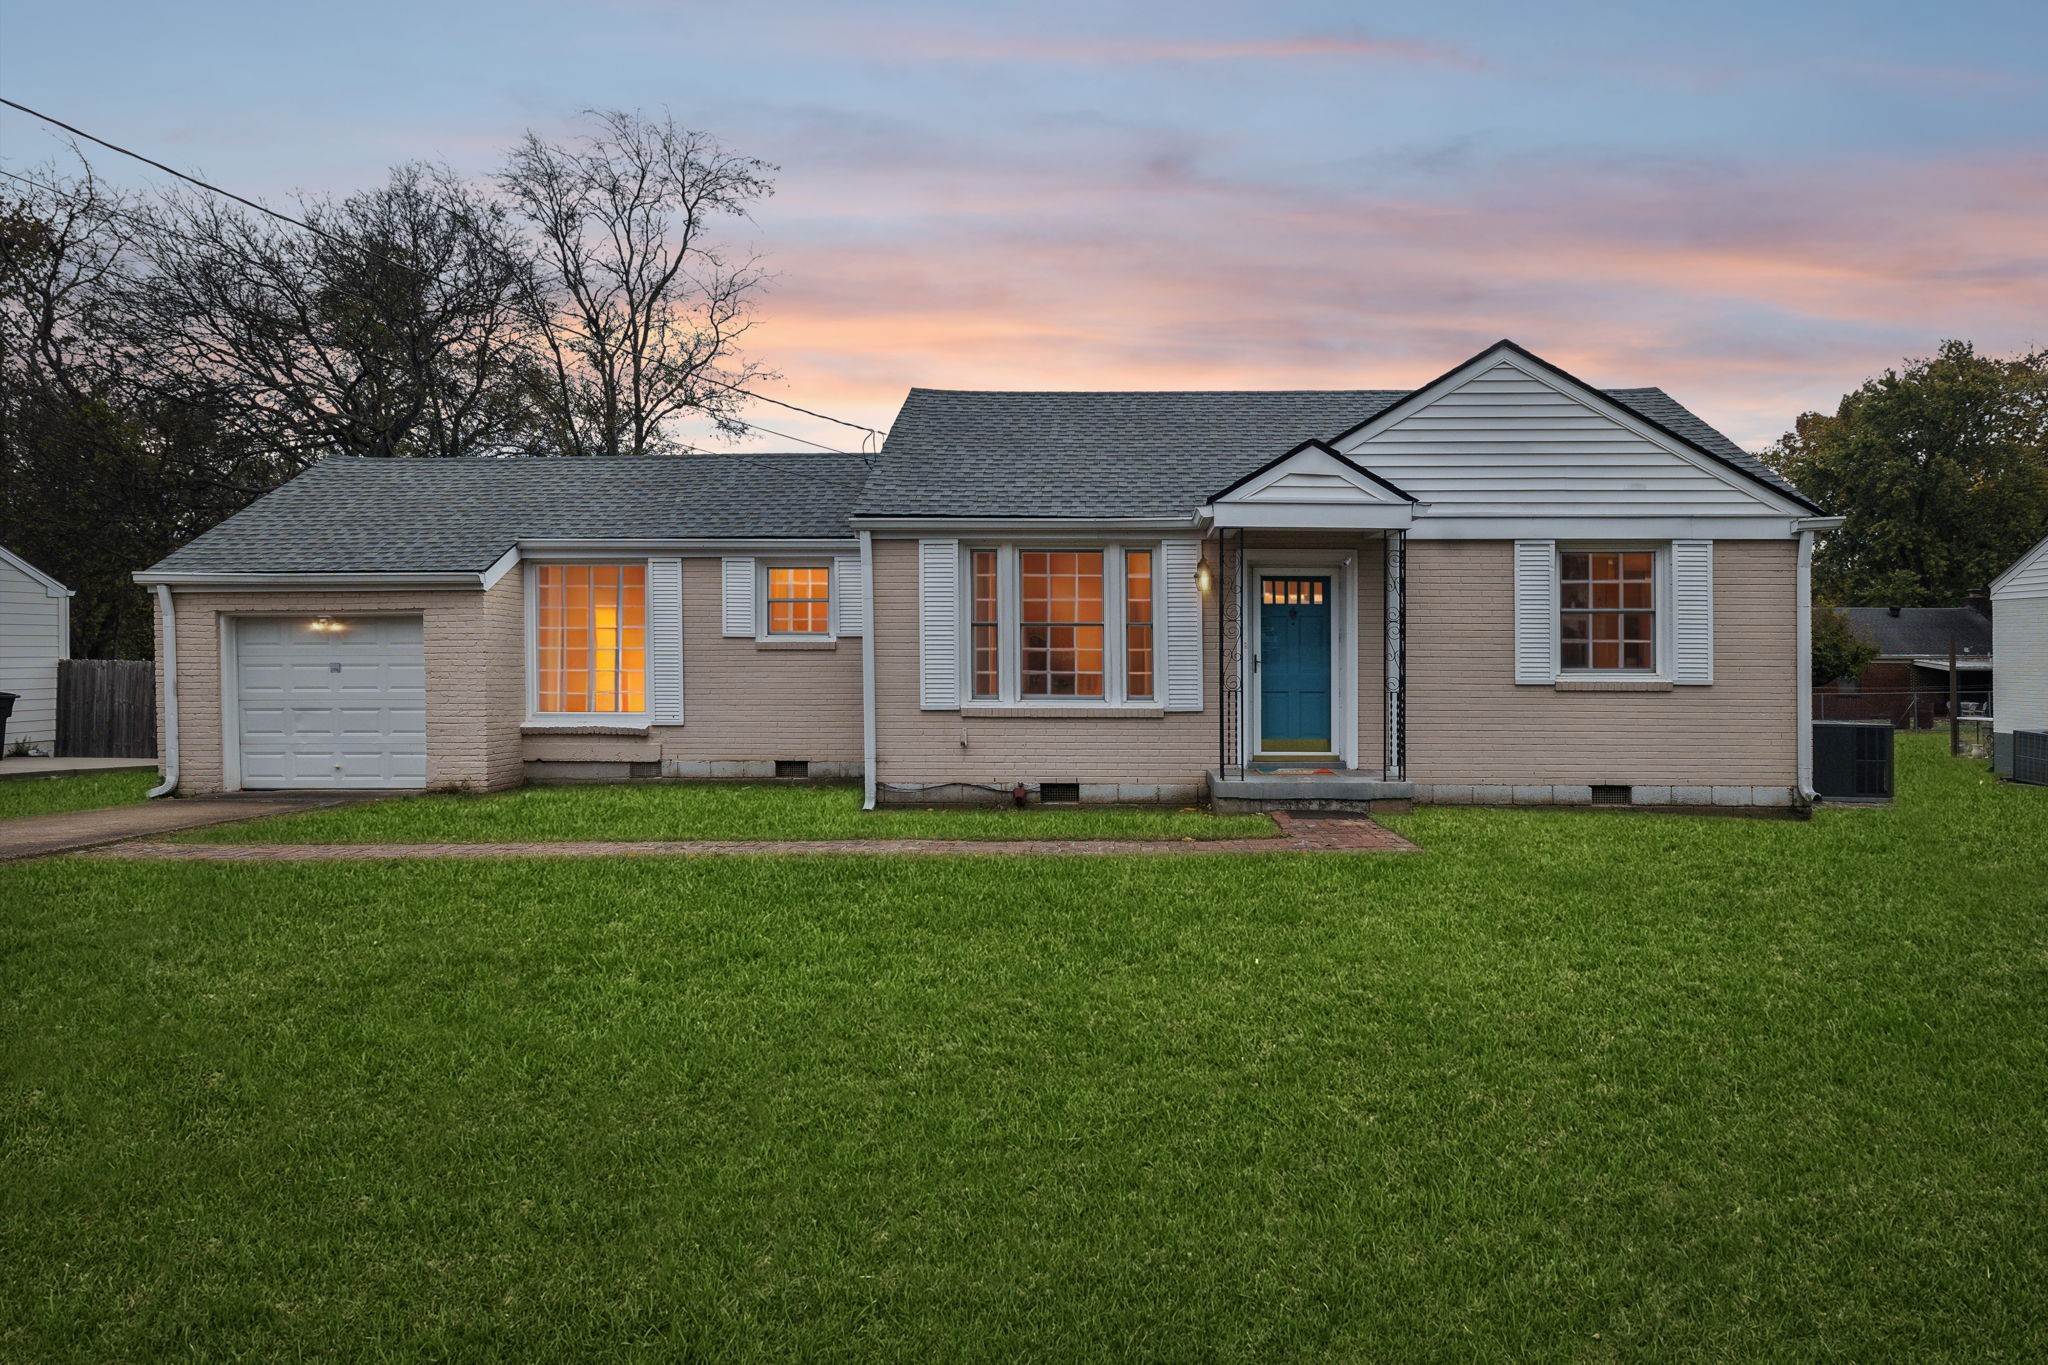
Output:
[531, 562, 649, 715]
[963, 544, 1159, 705]
[764, 563, 832, 637]
[1558, 548, 1658, 672]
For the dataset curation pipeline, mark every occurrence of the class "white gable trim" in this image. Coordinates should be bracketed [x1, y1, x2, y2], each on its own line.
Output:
[1333, 343, 1810, 519]
[1204, 443, 1415, 530]
[1, 544, 73, 598]
[1990, 531, 2048, 600]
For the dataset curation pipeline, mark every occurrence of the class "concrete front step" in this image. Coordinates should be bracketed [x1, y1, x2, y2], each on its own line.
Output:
[1207, 767, 1416, 814]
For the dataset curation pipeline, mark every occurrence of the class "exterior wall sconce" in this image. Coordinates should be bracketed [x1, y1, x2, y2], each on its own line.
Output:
[1194, 559, 1215, 595]
[309, 617, 341, 633]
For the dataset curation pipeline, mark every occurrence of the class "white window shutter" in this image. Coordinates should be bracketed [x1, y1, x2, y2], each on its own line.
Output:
[1161, 539, 1205, 712]
[1671, 540, 1714, 685]
[833, 552, 865, 637]
[721, 557, 756, 637]
[648, 557, 684, 722]
[918, 539, 961, 710]
[1514, 540, 1558, 684]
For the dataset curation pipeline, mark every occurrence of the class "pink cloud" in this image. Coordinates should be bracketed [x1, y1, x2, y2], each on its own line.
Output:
[683, 140, 2048, 453]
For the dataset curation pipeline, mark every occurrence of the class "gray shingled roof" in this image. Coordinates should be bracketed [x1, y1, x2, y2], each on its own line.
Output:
[861, 390, 1408, 519]
[1840, 607, 1994, 659]
[146, 454, 869, 575]
[860, 385, 1813, 518]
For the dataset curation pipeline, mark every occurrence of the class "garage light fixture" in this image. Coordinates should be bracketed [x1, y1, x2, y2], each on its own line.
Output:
[308, 617, 343, 633]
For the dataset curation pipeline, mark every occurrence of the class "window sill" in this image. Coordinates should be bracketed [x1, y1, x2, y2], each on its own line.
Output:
[960, 704, 1166, 719]
[1552, 678, 1673, 693]
[522, 721, 653, 736]
[755, 638, 838, 651]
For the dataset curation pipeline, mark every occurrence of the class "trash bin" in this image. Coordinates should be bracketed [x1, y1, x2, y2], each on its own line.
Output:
[0, 691, 15, 758]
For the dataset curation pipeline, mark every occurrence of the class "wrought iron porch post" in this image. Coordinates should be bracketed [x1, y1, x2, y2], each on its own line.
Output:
[1384, 531, 1406, 780]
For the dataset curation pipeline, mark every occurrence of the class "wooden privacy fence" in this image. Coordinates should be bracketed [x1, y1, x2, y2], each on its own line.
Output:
[56, 659, 157, 758]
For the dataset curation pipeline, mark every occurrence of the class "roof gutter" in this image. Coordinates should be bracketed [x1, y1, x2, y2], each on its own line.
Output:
[134, 569, 493, 590]
[858, 529, 878, 810]
[849, 515, 1201, 534]
[146, 585, 179, 799]
[1795, 529, 1816, 806]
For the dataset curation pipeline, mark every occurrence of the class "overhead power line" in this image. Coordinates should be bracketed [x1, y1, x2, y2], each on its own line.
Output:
[0, 95, 886, 450]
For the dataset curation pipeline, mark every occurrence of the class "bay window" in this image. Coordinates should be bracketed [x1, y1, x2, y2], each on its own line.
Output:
[965, 544, 1158, 705]
[534, 564, 647, 713]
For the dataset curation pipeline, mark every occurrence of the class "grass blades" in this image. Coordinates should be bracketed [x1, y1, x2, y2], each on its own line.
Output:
[178, 780, 1279, 844]
[0, 769, 155, 822]
[2, 736, 2043, 1359]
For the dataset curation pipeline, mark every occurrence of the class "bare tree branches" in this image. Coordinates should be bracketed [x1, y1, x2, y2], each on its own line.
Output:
[501, 110, 775, 456]
[123, 164, 541, 465]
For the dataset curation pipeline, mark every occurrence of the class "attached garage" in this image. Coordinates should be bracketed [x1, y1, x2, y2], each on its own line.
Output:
[231, 615, 427, 789]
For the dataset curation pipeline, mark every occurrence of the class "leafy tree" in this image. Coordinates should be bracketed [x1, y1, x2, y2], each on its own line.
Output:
[1811, 602, 1879, 685]
[1764, 341, 2048, 605]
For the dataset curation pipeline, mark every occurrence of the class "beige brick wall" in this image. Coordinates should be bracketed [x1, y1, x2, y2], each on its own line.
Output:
[1404, 539, 1798, 787]
[155, 575, 525, 796]
[870, 533, 1390, 791]
[521, 557, 863, 767]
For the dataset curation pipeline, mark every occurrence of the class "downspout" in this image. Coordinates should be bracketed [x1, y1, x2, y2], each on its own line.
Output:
[146, 585, 180, 799]
[859, 530, 878, 810]
[1794, 529, 1815, 804]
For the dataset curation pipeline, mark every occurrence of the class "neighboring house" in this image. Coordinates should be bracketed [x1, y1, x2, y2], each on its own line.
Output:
[135, 340, 1840, 809]
[0, 544, 73, 754]
[1817, 604, 1994, 727]
[1989, 531, 2048, 778]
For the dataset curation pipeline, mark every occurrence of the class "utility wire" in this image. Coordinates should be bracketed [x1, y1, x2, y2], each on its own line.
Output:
[4, 167, 845, 458]
[1, 96, 886, 449]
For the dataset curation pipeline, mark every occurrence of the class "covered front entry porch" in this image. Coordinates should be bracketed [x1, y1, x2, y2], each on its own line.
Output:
[1197, 441, 1416, 810]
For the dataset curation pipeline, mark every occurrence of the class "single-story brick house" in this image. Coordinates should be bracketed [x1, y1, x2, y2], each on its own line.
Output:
[137, 340, 1841, 810]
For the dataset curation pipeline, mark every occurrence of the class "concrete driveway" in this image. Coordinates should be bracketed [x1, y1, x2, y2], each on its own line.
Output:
[0, 793, 383, 863]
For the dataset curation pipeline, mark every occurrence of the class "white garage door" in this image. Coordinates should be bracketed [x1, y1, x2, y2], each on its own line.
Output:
[234, 616, 427, 789]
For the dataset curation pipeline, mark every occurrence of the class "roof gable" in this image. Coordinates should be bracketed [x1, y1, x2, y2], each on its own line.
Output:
[0, 544, 71, 597]
[1204, 440, 1415, 529]
[1991, 531, 2048, 600]
[1333, 341, 1818, 518]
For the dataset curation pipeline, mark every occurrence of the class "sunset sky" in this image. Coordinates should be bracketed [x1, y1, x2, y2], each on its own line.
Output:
[3, 0, 2043, 453]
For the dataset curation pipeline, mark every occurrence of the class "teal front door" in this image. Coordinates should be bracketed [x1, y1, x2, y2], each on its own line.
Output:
[1259, 576, 1332, 753]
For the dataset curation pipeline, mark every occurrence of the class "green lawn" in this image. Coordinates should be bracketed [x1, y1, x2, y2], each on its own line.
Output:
[0, 769, 154, 822]
[180, 779, 1279, 843]
[4, 737, 2044, 1361]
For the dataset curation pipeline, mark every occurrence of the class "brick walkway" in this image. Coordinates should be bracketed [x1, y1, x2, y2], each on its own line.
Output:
[87, 810, 1418, 862]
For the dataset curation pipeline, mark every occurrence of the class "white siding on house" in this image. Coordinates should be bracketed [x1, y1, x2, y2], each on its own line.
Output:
[0, 547, 69, 750]
[1340, 359, 1782, 517]
[1993, 598, 2048, 737]
[1991, 533, 2048, 742]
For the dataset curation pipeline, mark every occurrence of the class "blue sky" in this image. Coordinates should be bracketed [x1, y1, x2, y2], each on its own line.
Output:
[3, 0, 2043, 451]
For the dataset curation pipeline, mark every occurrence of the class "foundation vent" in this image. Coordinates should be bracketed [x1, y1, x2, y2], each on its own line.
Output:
[1590, 785, 1631, 806]
[775, 760, 810, 779]
[1038, 781, 1081, 804]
